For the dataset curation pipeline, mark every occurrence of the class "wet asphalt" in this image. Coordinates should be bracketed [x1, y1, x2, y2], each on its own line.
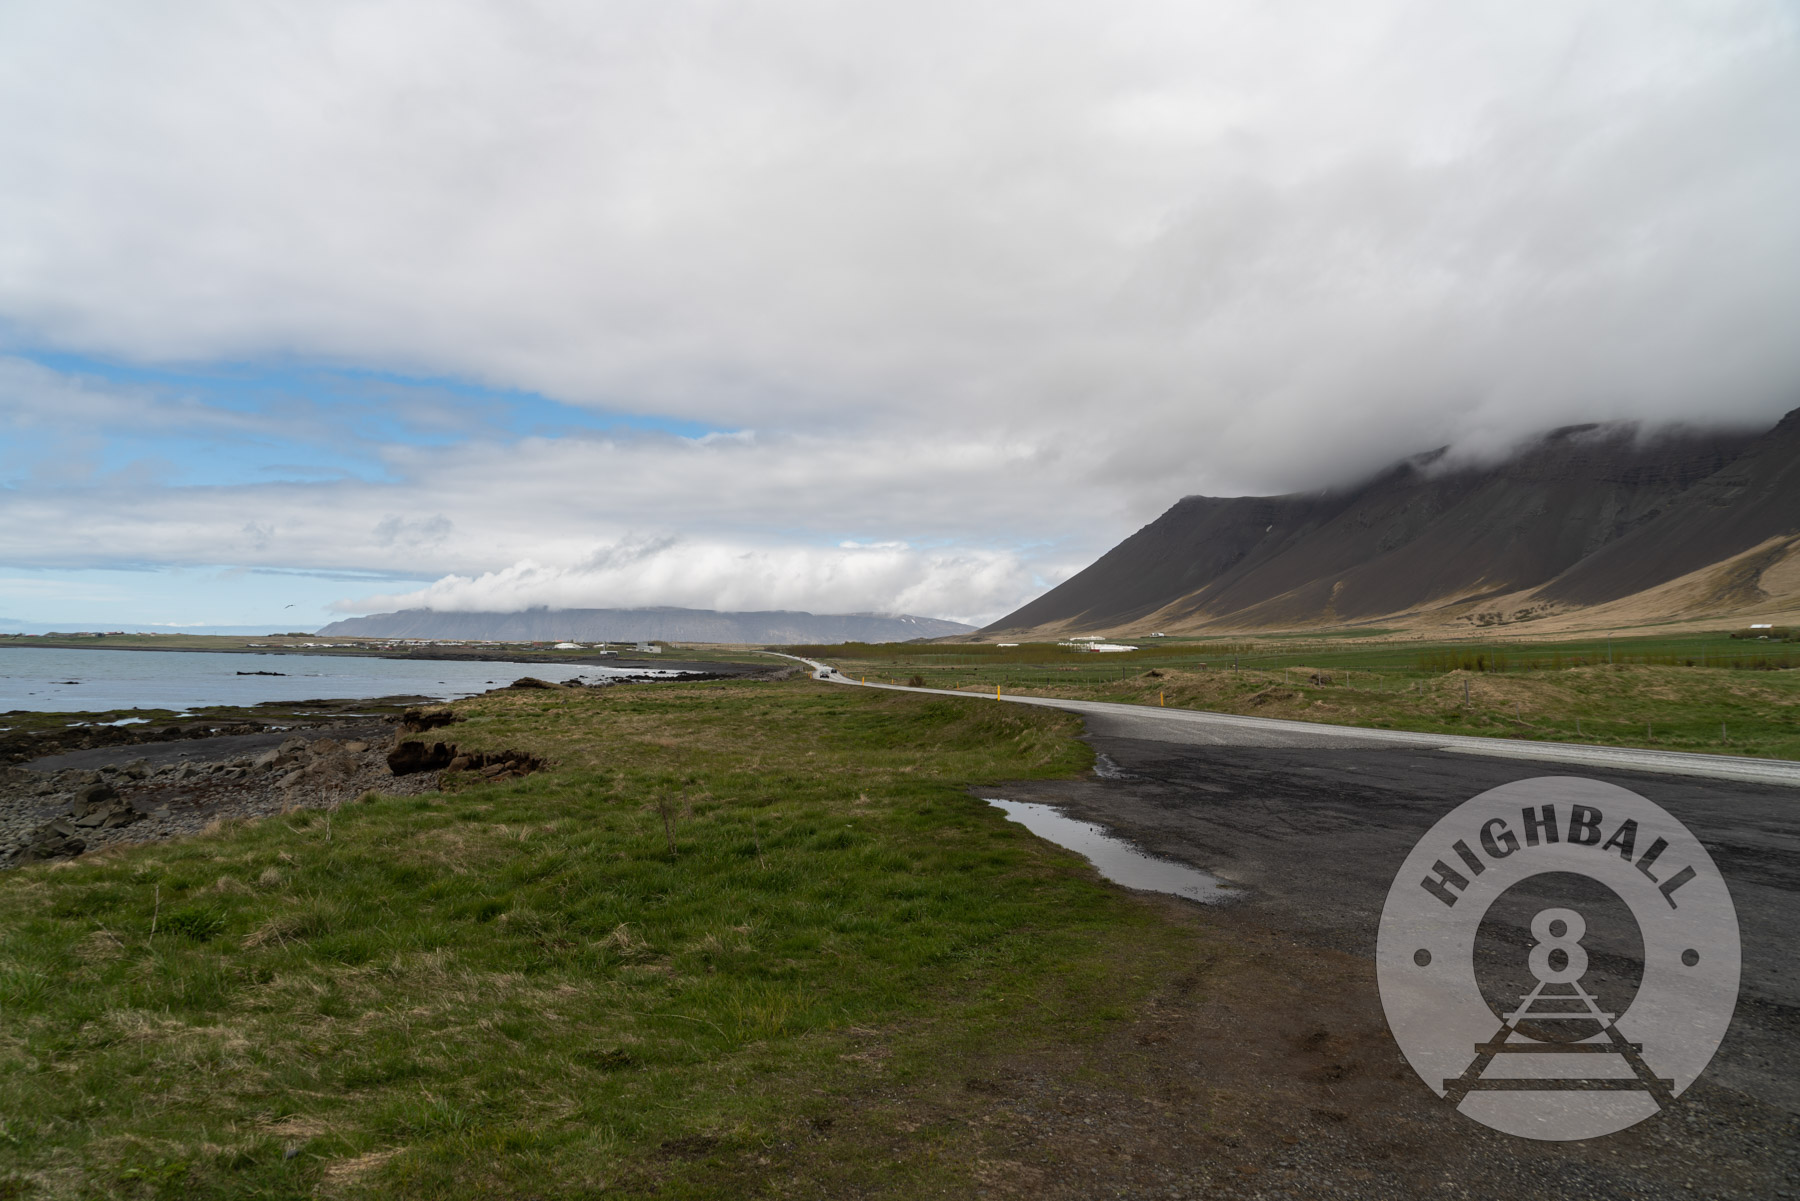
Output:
[991, 707, 1800, 1123]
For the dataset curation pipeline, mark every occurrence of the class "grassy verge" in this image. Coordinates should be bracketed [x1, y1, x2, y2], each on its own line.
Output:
[812, 644, 1800, 760]
[0, 680, 1198, 1199]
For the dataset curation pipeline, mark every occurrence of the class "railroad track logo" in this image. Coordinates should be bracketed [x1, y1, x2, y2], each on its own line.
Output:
[1376, 777, 1739, 1140]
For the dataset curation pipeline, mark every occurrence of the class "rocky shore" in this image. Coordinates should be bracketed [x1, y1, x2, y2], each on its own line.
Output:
[0, 670, 768, 869]
[0, 693, 437, 768]
[0, 726, 443, 866]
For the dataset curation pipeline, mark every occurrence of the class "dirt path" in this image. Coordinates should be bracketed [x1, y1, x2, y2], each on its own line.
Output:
[855, 897, 1792, 1200]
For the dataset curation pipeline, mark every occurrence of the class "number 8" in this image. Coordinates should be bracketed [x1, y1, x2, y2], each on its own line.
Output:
[1528, 907, 1588, 984]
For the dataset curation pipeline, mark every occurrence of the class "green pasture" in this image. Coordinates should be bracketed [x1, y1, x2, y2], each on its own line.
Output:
[0, 680, 1198, 1199]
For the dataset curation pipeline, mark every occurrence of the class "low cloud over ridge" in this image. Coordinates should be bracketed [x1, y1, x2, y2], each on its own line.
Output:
[341, 541, 1040, 628]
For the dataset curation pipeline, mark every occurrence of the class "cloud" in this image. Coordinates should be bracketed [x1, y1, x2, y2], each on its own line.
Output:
[373, 514, 454, 550]
[0, 1, 1797, 623]
[0, 410, 1095, 622]
[338, 539, 1040, 626]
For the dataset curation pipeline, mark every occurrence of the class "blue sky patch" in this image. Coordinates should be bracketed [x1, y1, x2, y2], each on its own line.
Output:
[7, 352, 725, 489]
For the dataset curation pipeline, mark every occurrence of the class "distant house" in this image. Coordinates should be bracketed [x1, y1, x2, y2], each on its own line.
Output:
[634, 642, 662, 653]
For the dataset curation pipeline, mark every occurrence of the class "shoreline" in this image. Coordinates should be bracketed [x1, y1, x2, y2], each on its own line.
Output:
[1, 661, 799, 769]
[0, 666, 803, 869]
[0, 718, 440, 868]
[0, 639, 776, 675]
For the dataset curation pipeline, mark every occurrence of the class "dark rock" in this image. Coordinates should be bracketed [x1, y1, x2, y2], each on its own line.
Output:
[388, 740, 456, 775]
[16, 831, 85, 863]
[74, 782, 118, 815]
[63, 776, 143, 833]
[398, 708, 459, 734]
[506, 677, 562, 690]
[430, 749, 546, 790]
[15, 811, 99, 862]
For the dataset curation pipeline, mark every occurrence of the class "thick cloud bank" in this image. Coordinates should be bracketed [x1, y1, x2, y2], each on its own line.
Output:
[2, 2, 1796, 623]
[342, 542, 1038, 628]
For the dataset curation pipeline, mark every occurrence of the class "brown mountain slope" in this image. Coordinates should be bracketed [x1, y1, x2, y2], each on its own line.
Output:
[1538, 408, 1800, 606]
[986, 409, 1800, 636]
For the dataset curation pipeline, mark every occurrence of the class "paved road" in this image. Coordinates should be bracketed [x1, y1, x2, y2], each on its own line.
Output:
[788, 657, 1800, 1124]
[790, 656, 1800, 787]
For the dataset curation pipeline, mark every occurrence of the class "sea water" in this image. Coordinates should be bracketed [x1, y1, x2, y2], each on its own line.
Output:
[0, 646, 682, 714]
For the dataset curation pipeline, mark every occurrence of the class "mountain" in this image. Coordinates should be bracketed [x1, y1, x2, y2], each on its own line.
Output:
[987, 407, 1800, 636]
[317, 607, 975, 644]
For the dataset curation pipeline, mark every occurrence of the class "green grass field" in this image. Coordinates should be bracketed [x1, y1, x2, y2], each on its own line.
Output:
[0, 681, 1198, 1199]
[803, 631, 1800, 760]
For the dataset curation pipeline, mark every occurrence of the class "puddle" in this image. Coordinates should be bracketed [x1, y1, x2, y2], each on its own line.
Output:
[982, 799, 1238, 904]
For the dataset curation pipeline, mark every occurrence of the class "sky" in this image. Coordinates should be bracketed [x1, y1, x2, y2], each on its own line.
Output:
[2, 1, 1797, 631]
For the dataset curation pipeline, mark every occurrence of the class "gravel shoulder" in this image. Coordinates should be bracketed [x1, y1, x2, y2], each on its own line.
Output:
[965, 718, 1799, 1198]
